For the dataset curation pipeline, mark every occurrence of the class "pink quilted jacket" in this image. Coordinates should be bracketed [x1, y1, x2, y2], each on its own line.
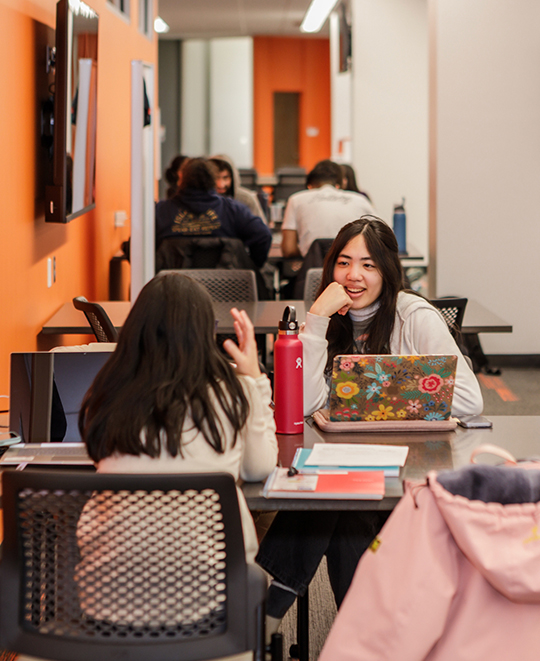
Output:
[319, 464, 540, 661]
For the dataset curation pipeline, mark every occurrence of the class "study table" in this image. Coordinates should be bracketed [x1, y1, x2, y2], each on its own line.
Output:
[40, 298, 512, 337]
[0, 416, 536, 661]
[244, 415, 540, 661]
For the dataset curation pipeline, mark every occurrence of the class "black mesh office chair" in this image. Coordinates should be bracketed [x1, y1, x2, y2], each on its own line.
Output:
[155, 237, 271, 300]
[72, 296, 119, 342]
[430, 297, 468, 339]
[0, 469, 280, 661]
[167, 268, 258, 302]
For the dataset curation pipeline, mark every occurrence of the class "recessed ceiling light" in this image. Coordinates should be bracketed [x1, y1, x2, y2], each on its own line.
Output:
[154, 16, 170, 34]
[300, 0, 340, 33]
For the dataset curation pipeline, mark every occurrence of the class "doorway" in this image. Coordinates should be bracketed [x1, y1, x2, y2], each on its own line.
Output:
[273, 92, 300, 170]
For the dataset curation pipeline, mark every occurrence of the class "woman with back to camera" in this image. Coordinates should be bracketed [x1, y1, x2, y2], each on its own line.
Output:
[257, 216, 483, 626]
[78, 271, 278, 564]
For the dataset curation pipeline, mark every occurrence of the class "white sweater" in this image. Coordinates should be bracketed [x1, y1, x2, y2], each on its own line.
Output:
[300, 291, 483, 418]
[94, 374, 278, 563]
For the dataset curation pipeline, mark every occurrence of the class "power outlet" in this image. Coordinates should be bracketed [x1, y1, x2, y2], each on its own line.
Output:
[47, 258, 53, 288]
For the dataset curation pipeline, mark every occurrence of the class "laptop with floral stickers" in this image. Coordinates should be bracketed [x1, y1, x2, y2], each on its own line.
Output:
[329, 355, 458, 422]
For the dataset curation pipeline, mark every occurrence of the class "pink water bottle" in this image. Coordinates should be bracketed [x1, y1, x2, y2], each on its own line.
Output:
[274, 306, 304, 434]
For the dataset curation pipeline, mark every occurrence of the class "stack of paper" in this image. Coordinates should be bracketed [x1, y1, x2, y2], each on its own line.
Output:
[293, 443, 409, 478]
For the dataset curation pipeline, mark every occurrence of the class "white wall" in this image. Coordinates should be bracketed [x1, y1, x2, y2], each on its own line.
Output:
[330, 11, 353, 163]
[181, 38, 253, 167]
[209, 38, 253, 167]
[350, 0, 429, 259]
[433, 0, 540, 354]
[181, 40, 209, 155]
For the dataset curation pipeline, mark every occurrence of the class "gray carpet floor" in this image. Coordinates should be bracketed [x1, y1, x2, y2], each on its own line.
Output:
[478, 367, 540, 416]
[274, 366, 540, 660]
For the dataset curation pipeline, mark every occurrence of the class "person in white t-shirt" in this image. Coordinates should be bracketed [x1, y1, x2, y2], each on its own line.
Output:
[281, 159, 375, 258]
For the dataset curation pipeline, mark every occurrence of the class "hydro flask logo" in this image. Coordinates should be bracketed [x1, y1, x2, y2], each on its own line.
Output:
[296, 357, 302, 369]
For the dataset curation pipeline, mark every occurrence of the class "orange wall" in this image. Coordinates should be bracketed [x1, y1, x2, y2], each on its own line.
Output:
[253, 36, 331, 176]
[0, 0, 157, 396]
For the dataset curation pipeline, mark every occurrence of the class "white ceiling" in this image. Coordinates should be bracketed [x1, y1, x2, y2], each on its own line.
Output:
[157, 0, 325, 40]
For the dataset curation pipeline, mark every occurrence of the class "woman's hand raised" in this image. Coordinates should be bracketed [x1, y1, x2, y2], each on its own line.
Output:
[309, 282, 353, 318]
[223, 308, 262, 379]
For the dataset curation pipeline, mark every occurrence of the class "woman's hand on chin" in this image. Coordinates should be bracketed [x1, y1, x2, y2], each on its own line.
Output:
[309, 282, 353, 318]
[223, 308, 262, 379]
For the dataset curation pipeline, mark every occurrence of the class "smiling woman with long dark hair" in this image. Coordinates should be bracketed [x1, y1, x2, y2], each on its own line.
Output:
[256, 216, 482, 631]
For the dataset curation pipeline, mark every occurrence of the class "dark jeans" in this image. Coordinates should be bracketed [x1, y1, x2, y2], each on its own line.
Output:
[256, 510, 390, 616]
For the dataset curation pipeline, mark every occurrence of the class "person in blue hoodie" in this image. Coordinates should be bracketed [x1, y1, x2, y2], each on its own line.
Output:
[155, 157, 272, 269]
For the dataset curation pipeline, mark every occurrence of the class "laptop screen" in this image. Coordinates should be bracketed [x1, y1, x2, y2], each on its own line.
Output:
[9, 351, 111, 443]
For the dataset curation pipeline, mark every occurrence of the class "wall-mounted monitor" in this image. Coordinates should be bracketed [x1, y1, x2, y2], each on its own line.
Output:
[45, 0, 99, 223]
[339, 4, 352, 74]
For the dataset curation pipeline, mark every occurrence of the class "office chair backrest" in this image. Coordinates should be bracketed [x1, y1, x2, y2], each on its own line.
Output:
[175, 269, 258, 303]
[0, 470, 267, 661]
[238, 167, 258, 190]
[275, 166, 306, 183]
[292, 237, 334, 300]
[72, 296, 119, 343]
[430, 297, 468, 338]
[273, 167, 307, 203]
[304, 268, 324, 306]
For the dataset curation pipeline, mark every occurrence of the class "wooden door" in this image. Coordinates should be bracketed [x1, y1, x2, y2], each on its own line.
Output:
[274, 92, 300, 170]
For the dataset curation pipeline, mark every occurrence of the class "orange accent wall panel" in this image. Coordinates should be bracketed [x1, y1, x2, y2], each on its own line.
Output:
[0, 0, 158, 395]
[253, 36, 331, 176]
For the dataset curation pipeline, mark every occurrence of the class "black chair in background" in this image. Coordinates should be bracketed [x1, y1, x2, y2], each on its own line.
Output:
[169, 268, 258, 303]
[155, 236, 271, 301]
[303, 268, 324, 306]
[0, 469, 281, 661]
[430, 297, 468, 339]
[430, 297, 482, 371]
[290, 238, 334, 299]
[273, 167, 307, 204]
[239, 167, 259, 191]
[72, 296, 118, 342]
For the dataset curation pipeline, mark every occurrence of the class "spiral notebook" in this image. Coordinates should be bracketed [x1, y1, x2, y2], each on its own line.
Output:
[329, 354, 458, 423]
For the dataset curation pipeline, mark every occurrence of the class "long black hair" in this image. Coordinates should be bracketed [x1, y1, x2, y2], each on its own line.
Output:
[79, 272, 250, 462]
[340, 163, 372, 203]
[318, 216, 407, 370]
[165, 154, 188, 199]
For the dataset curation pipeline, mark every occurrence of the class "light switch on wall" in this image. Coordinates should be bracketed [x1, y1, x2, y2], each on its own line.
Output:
[114, 210, 128, 227]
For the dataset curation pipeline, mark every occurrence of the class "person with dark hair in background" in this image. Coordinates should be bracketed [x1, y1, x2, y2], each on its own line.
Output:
[281, 159, 375, 258]
[340, 163, 372, 203]
[78, 271, 278, 568]
[209, 154, 268, 222]
[155, 157, 272, 268]
[257, 216, 482, 633]
[163, 154, 189, 199]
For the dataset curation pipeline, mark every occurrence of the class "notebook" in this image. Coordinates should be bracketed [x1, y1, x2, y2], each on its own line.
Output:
[263, 467, 385, 500]
[329, 354, 458, 423]
[291, 444, 409, 477]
